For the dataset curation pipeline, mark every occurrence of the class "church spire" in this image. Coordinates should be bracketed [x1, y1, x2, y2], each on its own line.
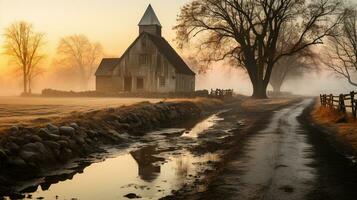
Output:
[138, 4, 162, 36]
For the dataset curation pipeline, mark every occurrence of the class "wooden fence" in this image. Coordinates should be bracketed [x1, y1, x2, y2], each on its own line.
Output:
[210, 89, 234, 98]
[320, 91, 357, 118]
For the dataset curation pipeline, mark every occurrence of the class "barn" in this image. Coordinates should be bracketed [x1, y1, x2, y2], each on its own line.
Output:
[95, 5, 195, 94]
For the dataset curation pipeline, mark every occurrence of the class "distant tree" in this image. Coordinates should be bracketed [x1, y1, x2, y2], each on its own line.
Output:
[270, 56, 313, 93]
[55, 34, 103, 90]
[270, 47, 318, 93]
[325, 6, 357, 86]
[175, 0, 343, 98]
[3, 21, 46, 94]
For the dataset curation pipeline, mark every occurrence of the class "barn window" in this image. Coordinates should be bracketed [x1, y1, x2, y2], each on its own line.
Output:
[139, 54, 148, 65]
[159, 77, 166, 87]
[137, 78, 144, 89]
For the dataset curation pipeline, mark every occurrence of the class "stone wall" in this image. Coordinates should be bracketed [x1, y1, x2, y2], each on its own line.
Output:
[0, 99, 222, 192]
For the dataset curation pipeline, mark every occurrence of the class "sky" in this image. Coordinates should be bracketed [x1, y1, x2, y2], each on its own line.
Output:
[0, 0, 354, 96]
[0, 0, 189, 57]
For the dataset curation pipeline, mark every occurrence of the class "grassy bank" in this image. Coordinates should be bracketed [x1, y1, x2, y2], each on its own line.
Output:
[312, 101, 357, 155]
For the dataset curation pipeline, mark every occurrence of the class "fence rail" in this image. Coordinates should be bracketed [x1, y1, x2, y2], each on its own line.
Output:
[320, 91, 357, 118]
[210, 89, 234, 98]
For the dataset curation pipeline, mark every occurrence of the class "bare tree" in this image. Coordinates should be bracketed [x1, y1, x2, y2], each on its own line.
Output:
[3, 21, 46, 94]
[55, 34, 103, 90]
[175, 0, 343, 98]
[325, 7, 357, 86]
[270, 48, 318, 93]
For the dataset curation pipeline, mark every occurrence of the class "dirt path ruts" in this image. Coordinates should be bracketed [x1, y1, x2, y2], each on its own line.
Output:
[171, 98, 357, 200]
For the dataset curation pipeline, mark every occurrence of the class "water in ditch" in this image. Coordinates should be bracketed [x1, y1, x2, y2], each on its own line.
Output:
[6, 112, 226, 200]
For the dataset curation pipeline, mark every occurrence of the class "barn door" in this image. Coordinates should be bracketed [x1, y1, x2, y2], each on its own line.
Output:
[124, 77, 132, 92]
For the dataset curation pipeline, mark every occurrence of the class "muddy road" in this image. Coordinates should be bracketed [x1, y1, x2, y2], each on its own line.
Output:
[187, 99, 357, 200]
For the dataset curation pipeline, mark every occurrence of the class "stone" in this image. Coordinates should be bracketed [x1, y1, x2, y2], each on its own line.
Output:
[43, 141, 61, 149]
[124, 193, 141, 199]
[108, 130, 121, 138]
[22, 142, 47, 154]
[19, 150, 38, 161]
[10, 126, 19, 133]
[8, 136, 25, 146]
[39, 127, 58, 137]
[28, 134, 43, 142]
[67, 140, 77, 150]
[7, 142, 20, 153]
[0, 148, 7, 161]
[8, 192, 26, 199]
[119, 123, 131, 130]
[57, 140, 69, 148]
[85, 138, 93, 144]
[47, 123, 58, 131]
[6, 156, 27, 167]
[70, 123, 79, 129]
[74, 135, 85, 145]
[39, 128, 60, 140]
[59, 126, 75, 136]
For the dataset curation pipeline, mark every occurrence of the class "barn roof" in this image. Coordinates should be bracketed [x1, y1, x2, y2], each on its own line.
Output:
[147, 34, 195, 76]
[95, 58, 120, 76]
[95, 33, 196, 77]
[138, 4, 162, 27]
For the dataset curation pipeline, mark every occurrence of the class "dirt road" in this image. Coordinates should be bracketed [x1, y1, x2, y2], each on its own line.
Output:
[193, 99, 357, 200]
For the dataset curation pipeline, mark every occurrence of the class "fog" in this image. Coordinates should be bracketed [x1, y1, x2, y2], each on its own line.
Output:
[0, 60, 354, 97]
[196, 64, 356, 97]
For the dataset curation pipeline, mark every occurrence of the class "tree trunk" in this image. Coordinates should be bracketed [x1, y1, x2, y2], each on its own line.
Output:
[252, 79, 268, 99]
[23, 73, 28, 94]
[246, 62, 269, 99]
[28, 77, 32, 94]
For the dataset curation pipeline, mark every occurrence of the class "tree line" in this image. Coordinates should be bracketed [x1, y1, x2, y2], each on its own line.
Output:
[176, 0, 357, 98]
[2, 21, 104, 95]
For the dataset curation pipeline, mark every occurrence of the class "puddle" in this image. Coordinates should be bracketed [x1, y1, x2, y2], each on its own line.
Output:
[181, 112, 224, 138]
[15, 147, 217, 200]
[4, 112, 225, 200]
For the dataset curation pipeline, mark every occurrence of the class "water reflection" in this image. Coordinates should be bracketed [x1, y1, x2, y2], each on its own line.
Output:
[182, 114, 223, 138]
[130, 146, 162, 182]
[9, 148, 218, 200]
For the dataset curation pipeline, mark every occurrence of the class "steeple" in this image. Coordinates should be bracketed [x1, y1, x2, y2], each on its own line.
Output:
[138, 4, 162, 36]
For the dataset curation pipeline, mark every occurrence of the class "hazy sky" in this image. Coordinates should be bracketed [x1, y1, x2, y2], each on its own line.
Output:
[0, 0, 189, 66]
[0, 0, 353, 96]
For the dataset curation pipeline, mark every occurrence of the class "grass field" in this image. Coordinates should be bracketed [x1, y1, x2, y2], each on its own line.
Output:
[0, 97, 162, 130]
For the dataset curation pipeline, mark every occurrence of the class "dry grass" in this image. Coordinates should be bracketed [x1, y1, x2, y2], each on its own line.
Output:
[312, 102, 357, 153]
[0, 97, 224, 132]
[165, 97, 223, 109]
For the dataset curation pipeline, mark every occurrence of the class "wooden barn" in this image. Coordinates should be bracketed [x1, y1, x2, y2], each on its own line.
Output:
[95, 5, 195, 93]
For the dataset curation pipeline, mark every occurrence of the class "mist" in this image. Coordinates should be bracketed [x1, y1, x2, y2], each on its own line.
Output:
[0, 60, 355, 97]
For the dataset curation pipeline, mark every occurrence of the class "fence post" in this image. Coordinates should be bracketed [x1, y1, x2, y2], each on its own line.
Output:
[322, 95, 325, 107]
[339, 94, 346, 113]
[320, 94, 323, 105]
[351, 91, 356, 118]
